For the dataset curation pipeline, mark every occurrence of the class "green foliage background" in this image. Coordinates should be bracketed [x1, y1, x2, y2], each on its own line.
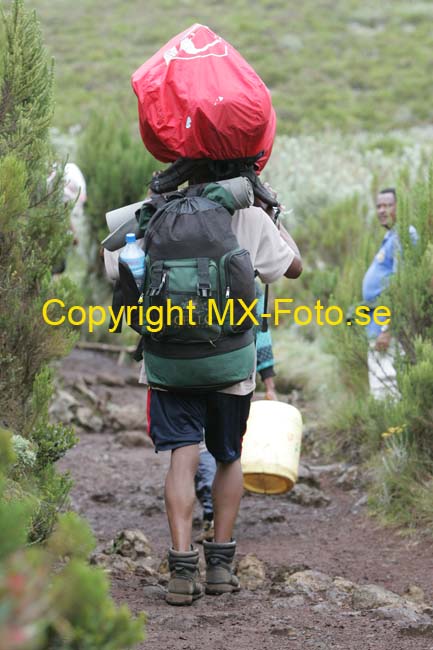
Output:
[0, 432, 145, 650]
[77, 109, 159, 289]
[25, 0, 433, 135]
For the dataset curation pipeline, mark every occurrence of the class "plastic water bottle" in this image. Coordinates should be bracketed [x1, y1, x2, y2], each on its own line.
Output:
[119, 233, 145, 290]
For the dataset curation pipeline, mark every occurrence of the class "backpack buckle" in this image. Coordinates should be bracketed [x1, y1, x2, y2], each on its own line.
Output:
[197, 257, 211, 297]
[197, 282, 211, 298]
[149, 270, 166, 296]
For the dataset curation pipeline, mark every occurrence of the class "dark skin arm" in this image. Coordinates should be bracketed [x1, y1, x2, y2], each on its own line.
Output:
[264, 376, 277, 400]
[256, 196, 303, 279]
[279, 223, 302, 278]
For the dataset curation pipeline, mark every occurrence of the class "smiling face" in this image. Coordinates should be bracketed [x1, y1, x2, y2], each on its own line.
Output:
[376, 191, 397, 229]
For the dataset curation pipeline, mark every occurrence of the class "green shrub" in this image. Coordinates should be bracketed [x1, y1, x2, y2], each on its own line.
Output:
[28, 465, 74, 544]
[0, 7, 146, 648]
[29, 366, 78, 466]
[0, 433, 146, 650]
[0, 0, 79, 436]
[326, 393, 391, 461]
[392, 339, 433, 457]
[270, 326, 341, 428]
[325, 166, 433, 528]
[10, 434, 38, 477]
[0, 432, 35, 558]
[46, 511, 95, 561]
[77, 108, 159, 287]
[293, 194, 372, 270]
[3, 367, 78, 543]
[368, 432, 433, 531]
[49, 560, 145, 650]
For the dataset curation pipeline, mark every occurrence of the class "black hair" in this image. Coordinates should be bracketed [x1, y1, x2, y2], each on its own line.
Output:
[378, 187, 396, 200]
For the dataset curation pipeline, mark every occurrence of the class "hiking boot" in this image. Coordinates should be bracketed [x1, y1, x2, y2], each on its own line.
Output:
[203, 540, 240, 595]
[195, 519, 214, 544]
[166, 548, 203, 606]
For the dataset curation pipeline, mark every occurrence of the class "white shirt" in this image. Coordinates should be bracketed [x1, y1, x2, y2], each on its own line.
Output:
[219, 206, 293, 395]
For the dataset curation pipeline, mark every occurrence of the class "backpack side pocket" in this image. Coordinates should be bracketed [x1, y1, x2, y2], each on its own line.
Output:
[118, 259, 144, 334]
[220, 249, 256, 334]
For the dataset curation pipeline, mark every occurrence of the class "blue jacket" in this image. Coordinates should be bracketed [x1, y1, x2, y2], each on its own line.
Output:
[362, 225, 418, 338]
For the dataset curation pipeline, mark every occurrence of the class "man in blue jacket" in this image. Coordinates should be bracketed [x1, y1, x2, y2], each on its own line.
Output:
[362, 188, 417, 399]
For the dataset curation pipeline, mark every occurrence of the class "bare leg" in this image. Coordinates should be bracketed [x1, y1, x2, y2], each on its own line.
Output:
[165, 444, 200, 551]
[212, 459, 243, 543]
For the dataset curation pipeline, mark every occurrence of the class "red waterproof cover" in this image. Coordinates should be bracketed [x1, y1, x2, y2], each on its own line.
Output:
[131, 24, 276, 172]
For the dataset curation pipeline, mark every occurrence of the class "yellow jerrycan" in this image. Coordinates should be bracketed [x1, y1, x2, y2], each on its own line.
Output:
[241, 400, 303, 494]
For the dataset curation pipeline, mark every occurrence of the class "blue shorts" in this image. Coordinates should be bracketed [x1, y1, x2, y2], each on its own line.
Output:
[147, 389, 253, 463]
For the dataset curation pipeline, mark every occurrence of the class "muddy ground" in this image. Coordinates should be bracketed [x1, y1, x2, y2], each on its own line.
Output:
[57, 349, 433, 650]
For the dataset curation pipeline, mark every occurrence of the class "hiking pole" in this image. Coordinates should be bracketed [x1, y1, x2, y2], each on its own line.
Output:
[260, 205, 293, 333]
[261, 284, 270, 333]
[260, 203, 282, 333]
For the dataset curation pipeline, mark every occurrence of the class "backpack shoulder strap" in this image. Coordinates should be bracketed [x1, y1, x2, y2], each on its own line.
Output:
[109, 280, 124, 333]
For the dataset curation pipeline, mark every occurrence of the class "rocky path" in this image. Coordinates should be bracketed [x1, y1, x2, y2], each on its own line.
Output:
[56, 349, 433, 650]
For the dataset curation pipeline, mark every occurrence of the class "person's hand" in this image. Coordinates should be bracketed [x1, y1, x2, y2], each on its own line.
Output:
[264, 377, 277, 401]
[146, 170, 162, 198]
[375, 330, 391, 352]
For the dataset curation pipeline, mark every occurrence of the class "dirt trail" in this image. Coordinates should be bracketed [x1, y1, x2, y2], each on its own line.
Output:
[57, 349, 433, 650]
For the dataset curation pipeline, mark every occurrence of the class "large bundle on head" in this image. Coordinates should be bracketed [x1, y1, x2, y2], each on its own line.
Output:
[131, 23, 276, 173]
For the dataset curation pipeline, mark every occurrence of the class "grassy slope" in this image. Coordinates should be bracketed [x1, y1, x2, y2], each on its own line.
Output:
[26, 0, 433, 135]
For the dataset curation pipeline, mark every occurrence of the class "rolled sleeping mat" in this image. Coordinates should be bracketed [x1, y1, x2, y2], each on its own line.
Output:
[101, 200, 148, 251]
[216, 177, 254, 210]
[101, 217, 141, 252]
[101, 177, 254, 252]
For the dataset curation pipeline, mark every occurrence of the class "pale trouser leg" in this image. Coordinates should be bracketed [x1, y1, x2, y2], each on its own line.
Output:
[368, 339, 400, 401]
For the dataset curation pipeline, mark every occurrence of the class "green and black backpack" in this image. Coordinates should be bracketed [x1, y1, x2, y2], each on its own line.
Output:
[115, 184, 257, 392]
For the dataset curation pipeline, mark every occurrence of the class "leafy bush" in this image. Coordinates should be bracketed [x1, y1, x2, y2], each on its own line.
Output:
[48, 560, 145, 650]
[0, 6, 145, 648]
[10, 434, 38, 477]
[0, 0, 79, 436]
[28, 465, 73, 544]
[30, 367, 78, 470]
[324, 165, 433, 528]
[0, 0, 81, 543]
[369, 432, 433, 531]
[78, 108, 159, 285]
[392, 339, 433, 456]
[0, 433, 146, 650]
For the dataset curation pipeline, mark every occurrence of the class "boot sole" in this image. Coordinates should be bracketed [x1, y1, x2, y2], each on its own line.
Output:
[166, 591, 203, 606]
[205, 584, 240, 595]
